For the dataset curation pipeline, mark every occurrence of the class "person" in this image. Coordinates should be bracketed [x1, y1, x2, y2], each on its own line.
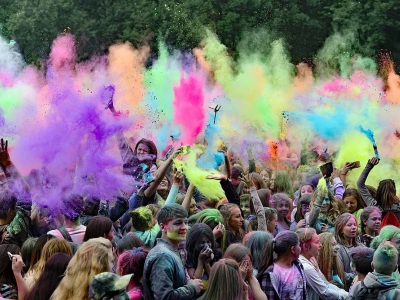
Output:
[357, 157, 400, 223]
[21, 237, 38, 273]
[307, 178, 342, 234]
[257, 230, 307, 300]
[24, 238, 72, 289]
[47, 193, 87, 244]
[198, 259, 246, 300]
[0, 244, 20, 298]
[185, 223, 217, 281]
[290, 182, 314, 222]
[348, 247, 374, 293]
[297, 228, 348, 300]
[129, 206, 159, 249]
[259, 169, 272, 189]
[290, 194, 311, 231]
[143, 203, 203, 300]
[219, 203, 245, 249]
[245, 231, 273, 276]
[83, 215, 114, 242]
[0, 190, 17, 242]
[334, 213, 363, 290]
[358, 206, 381, 247]
[89, 272, 132, 300]
[264, 207, 278, 235]
[116, 247, 149, 300]
[343, 188, 366, 233]
[25, 253, 71, 300]
[317, 232, 346, 289]
[223, 243, 267, 300]
[272, 193, 291, 233]
[51, 237, 114, 300]
[117, 233, 145, 255]
[270, 170, 294, 199]
[349, 242, 400, 299]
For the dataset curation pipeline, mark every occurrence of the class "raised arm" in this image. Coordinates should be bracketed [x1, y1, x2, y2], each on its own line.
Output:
[357, 157, 379, 207]
[245, 174, 266, 231]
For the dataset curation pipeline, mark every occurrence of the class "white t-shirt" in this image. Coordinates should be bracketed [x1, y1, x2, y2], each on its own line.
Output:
[273, 263, 304, 300]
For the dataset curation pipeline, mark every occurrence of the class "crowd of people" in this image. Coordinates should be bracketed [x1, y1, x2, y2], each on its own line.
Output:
[1, 133, 400, 300]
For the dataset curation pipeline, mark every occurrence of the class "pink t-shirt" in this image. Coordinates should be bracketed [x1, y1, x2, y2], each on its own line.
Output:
[48, 225, 86, 244]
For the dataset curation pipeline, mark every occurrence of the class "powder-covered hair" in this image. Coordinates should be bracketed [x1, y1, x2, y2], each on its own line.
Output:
[360, 206, 381, 235]
[117, 247, 149, 285]
[257, 230, 299, 280]
[370, 225, 400, 249]
[343, 188, 366, 211]
[334, 213, 359, 247]
[272, 170, 294, 199]
[188, 208, 225, 229]
[373, 242, 398, 275]
[296, 227, 316, 249]
[198, 259, 245, 300]
[51, 237, 112, 300]
[350, 246, 374, 275]
[310, 190, 341, 226]
[246, 231, 273, 270]
[317, 232, 346, 289]
[157, 203, 188, 225]
[130, 206, 153, 232]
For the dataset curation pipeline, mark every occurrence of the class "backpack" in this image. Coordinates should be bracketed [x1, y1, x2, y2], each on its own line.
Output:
[353, 281, 397, 300]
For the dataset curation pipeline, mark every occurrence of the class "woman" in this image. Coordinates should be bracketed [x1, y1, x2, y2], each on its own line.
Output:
[357, 157, 400, 223]
[186, 224, 218, 281]
[27, 234, 55, 276]
[297, 228, 348, 300]
[219, 203, 245, 250]
[0, 244, 20, 299]
[259, 169, 272, 188]
[272, 193, 292, 233]
[51, 237, 113, 300]
[334, 213, 362, 290]
[223, 244, 267, 300]
[264, 207, 278, 235]
[290, 194, 311, 231]
[358, 206, 381, 247]
[343, 188, 366, 233]
[317, 232, 346, 289]
[257, 230, 307, 300]
[21, 237, 38, 274]
[83, 216, 114, 242]
[129, 206, 159, 249]
[117, 247, 149, 300]
[291, 182, 315, 222]
[25, 253, 71, 300]
[24, 238, 72, 289]
[245, 231, 273, 276]
[198, 259, 246, 300]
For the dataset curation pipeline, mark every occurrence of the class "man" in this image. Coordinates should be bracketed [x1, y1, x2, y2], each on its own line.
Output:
[143, 203, 203, 300]
[297, 228, 348, 300]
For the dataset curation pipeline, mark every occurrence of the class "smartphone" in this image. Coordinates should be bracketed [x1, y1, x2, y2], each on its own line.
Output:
[351, 161, 361, 168]
[7, 252, 13, 261]
[319, 162, 333, 178]
[143, 172, 155, 184]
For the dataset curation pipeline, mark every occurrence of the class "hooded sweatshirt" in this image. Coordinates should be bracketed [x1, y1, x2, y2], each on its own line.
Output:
[349, 272, 400, 300]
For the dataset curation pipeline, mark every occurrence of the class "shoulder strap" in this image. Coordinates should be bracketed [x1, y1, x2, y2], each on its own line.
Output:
[58, 226, 73, 242]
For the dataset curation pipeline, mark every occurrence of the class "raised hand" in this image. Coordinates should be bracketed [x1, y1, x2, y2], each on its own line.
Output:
[368, 157, 380, 166]
[0, 138, 12, 169]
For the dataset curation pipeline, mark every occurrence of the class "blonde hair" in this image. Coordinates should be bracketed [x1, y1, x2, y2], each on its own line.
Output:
[310, 190, 341, 226]
[219, 203, 245, 241]
[29, 238, 72, 284]
[51, 237, 112, 300]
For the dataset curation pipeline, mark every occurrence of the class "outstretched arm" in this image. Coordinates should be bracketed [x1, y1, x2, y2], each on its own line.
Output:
[357, 157, 379, 206]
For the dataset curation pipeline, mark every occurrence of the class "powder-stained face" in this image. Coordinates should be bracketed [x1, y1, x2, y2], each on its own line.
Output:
[364, 210, 381, 232]
[163, 217, 188, 242]
[136, 143, 150, 156]
[240, 198, 250, 219]
[320, 195, 331, 213]
[276, 200, 290, 219]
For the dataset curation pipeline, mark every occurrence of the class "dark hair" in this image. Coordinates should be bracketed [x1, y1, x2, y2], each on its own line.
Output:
[156, 204, 188, 225]
[334, 213, 359, 247]
[257, 231, 299, 280]
[118, 247, 149, 285]
[83, 216, 113, 242]
[231, 166, 244, 180]
[62, 193, 84, 221]
[360, 206, 381, 234]
[0, 191, 17, 219]
[249, 189, 271, 215]
[134, 138, 157, 161]
[246, 231, 273, 270]
[117, 233, 144, 254]
[376, 179, 399, 210]
[294, 194, 311, 223]
[272, 171, 294, 199]
[223, 243, 251, 264]
[21, 237, 38, 273]
[29, 234, 56, 270]
[0, 244, 20, 288]
[186, 224, 216, 270]
[250, 172, 267, 189]
[25, 253, 71, 300]
[350, 247, 374, 275]
[343, 188, 366, 211]
[82, 196, 101, 216]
